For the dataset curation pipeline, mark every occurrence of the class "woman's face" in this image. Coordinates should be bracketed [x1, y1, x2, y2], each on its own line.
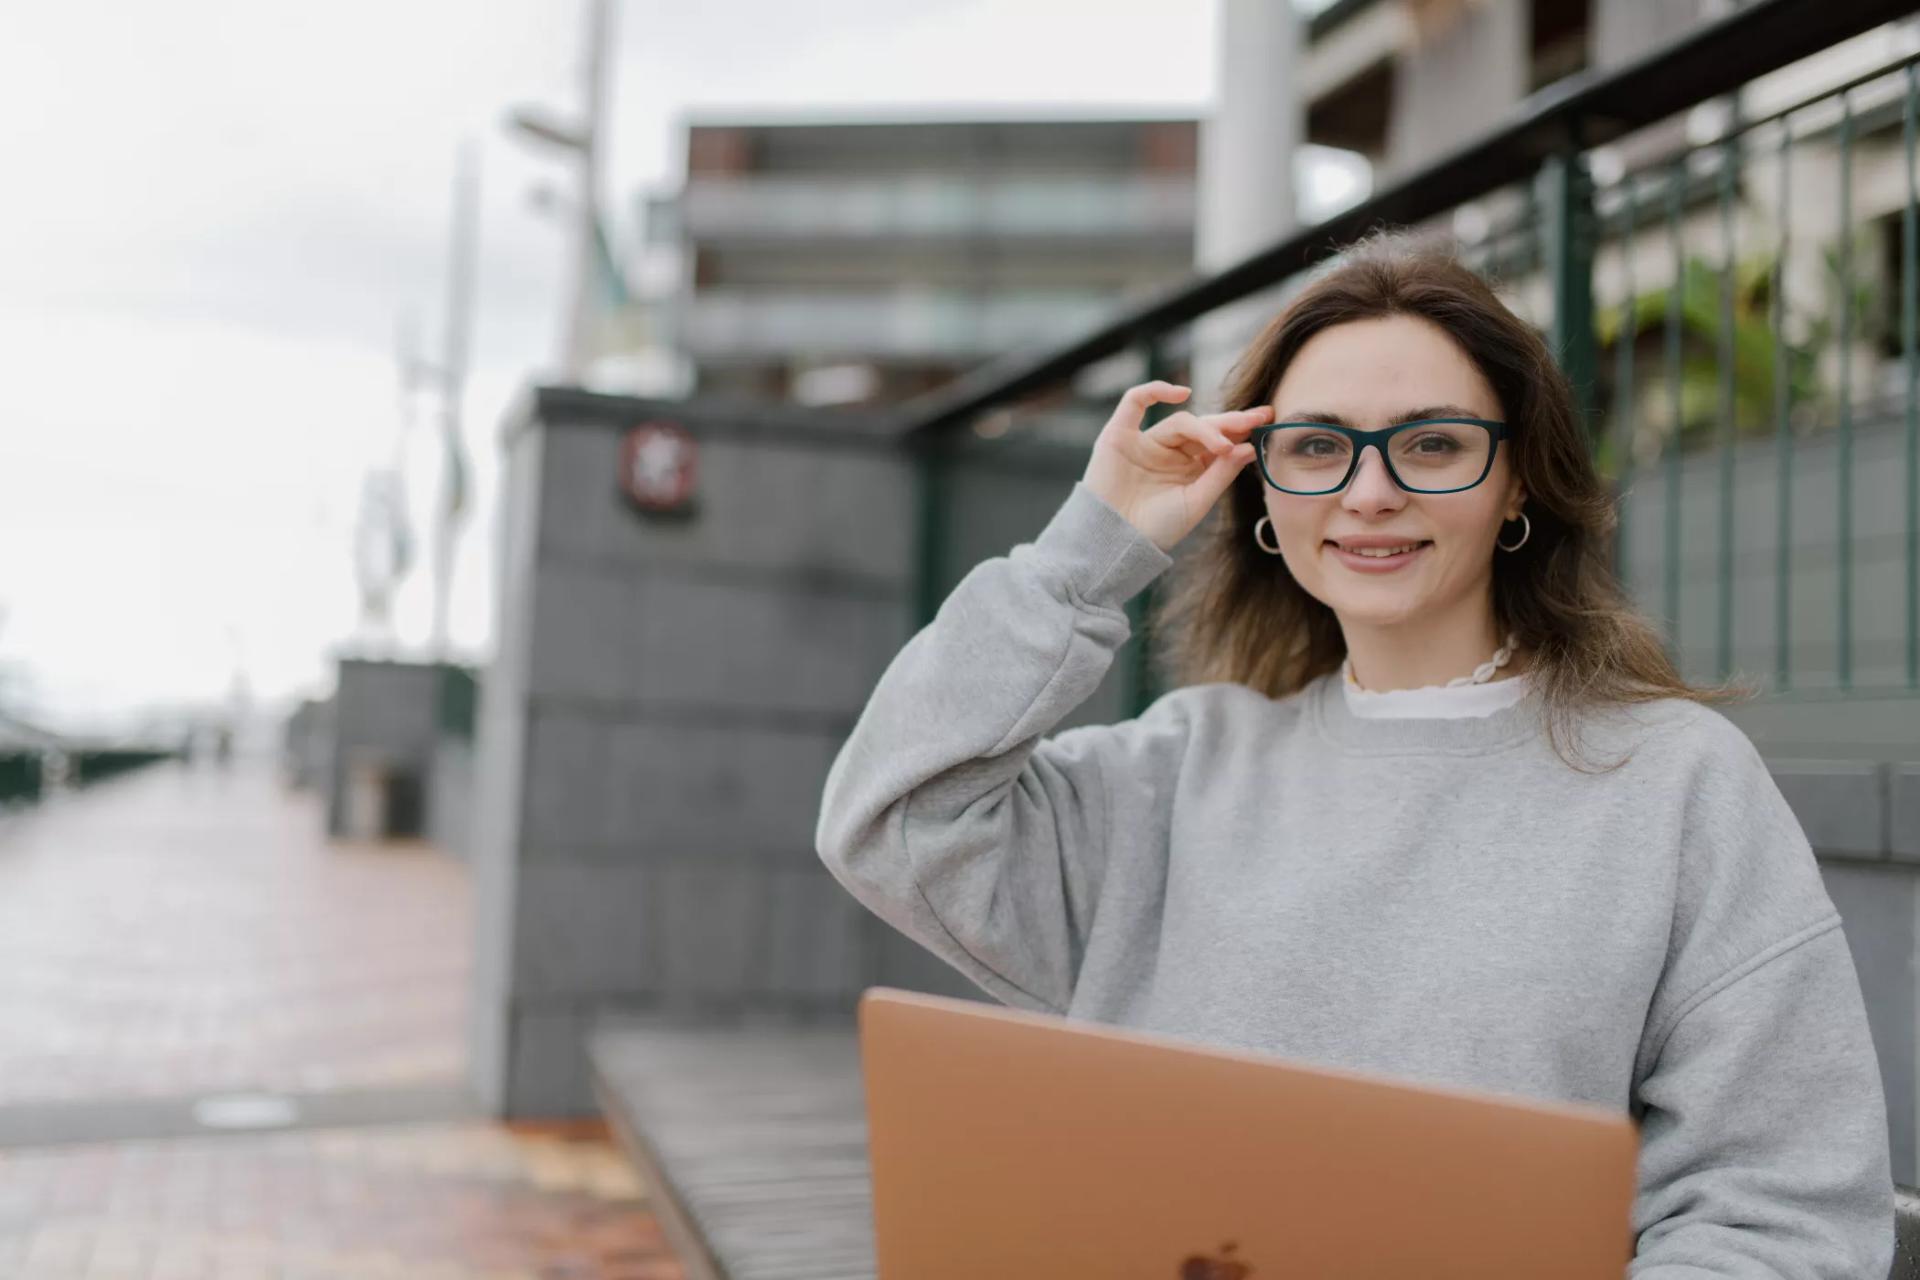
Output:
[1262, 313, 1524, 630]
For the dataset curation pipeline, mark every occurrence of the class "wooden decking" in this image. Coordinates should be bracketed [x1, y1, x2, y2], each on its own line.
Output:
[589, 1023, 876, 1280]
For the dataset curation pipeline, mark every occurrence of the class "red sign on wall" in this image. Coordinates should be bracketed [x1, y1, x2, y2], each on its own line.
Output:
[619, 420, 698, 516]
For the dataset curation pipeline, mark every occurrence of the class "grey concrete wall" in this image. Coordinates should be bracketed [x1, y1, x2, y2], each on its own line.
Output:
[428, 736, 474, 859]
[470, 393, 1176, 1115]
[1385, 0, 1524, 178]
[470, 417, 546, 1116]
[1819, 861, 1916, 1183]
[326, 659, 475, 844]
[1768, 758, 1920, 1183]
[1591, 0, 1712, 70]
[326, 660, 443, 838]
[473, 392, 922, 1115]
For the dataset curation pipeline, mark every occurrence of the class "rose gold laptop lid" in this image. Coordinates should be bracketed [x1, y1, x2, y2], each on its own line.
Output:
[858, 986, 1638, 1279]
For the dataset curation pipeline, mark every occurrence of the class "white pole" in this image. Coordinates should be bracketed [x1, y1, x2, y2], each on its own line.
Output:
[1191, 0, 1301, 410]
[432, 141, 479, 659]
[563, 0, 613, 381]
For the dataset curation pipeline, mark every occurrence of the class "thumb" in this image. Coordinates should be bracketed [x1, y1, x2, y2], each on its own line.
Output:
[1188, 442, 1254, 511]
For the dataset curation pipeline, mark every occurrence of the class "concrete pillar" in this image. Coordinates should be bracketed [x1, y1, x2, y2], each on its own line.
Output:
[1591, 0, 1711, 69]
[1191, 0, 1301, 411]
[468, 391, 920, 1116]
[1385, 0, 1526, 178]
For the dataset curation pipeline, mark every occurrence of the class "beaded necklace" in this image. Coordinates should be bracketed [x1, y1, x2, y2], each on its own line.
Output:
[1342, 633, 1519, 692]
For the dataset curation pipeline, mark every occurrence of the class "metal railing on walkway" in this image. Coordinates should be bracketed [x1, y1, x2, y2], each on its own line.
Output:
[892, 0, 1919, 715]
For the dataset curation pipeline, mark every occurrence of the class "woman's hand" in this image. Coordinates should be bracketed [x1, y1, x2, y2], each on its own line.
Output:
[1081, 382, 1275, 553]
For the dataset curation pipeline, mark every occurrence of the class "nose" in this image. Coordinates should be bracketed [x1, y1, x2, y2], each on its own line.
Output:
[1341, 446, 1406, 515]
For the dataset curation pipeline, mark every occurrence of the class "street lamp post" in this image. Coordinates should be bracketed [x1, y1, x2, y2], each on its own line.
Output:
[432, 142, 479, 658]
[507, 0, 613, 382]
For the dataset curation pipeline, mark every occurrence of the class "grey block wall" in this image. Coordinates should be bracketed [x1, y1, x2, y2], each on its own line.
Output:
[1767, 760, 1920, 1184]
[326, 659, 444, 838]
[326, 658, 475, 844]
[473, 391, 979, 1116]
[428, 737, 474, 859]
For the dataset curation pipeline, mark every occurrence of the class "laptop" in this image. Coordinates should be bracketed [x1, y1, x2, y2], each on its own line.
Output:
[857, 986, 1639, 1278]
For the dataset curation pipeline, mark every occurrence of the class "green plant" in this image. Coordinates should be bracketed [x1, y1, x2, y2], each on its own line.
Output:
[1591, 227, 1884, 472]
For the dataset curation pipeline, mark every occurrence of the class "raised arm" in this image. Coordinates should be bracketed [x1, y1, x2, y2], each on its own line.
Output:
[815, 383, 1272, 1012]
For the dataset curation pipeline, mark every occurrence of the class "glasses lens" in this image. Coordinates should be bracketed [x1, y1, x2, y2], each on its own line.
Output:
[1262, 426, 1353, 493]
[1387, 422, 1492, 491]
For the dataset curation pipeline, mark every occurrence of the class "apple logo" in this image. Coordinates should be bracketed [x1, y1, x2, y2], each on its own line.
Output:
[1179, 1240, 1254, 1278]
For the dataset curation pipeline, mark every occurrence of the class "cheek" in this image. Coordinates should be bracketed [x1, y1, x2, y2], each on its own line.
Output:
[1432, 502, 1506, 565]
[1266, 500, 1314, 545]
[1267, 501, 1330, 577]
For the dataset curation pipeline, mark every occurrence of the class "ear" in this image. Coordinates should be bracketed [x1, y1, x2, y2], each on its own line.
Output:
[1504, 478, 1527, 522]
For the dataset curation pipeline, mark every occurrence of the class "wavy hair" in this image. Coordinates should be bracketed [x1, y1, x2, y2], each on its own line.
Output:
[1150, 229, 1734, 767]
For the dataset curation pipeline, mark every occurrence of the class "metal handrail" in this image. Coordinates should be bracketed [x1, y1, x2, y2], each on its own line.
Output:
[894, 0, 1913, 441]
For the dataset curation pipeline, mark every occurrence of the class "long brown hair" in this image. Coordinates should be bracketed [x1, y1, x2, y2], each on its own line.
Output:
[1151, 228, 1733, 768]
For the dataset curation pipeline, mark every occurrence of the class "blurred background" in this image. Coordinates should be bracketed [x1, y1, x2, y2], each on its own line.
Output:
[0, 0, 1233, 740]
[3, 1, 1919, 1277]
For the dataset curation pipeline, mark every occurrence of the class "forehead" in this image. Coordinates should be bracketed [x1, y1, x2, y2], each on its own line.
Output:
[1270, 314, 1499, 420]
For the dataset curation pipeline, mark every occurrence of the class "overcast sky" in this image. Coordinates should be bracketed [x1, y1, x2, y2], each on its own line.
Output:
[0, 0, 1225, 733]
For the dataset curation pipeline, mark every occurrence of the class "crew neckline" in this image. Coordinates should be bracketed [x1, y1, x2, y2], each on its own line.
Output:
[1308, 669, 1542, 755]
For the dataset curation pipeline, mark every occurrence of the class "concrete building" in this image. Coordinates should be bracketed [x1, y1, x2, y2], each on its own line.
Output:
[636, 113, 1202, 406]
[1297, 0, 1734, 176]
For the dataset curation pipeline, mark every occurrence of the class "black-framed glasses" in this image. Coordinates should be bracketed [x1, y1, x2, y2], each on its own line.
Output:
[1249, 417, 1509, 495]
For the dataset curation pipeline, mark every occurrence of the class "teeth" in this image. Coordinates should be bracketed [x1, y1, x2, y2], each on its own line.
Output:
[1345, 543, 1420, 557]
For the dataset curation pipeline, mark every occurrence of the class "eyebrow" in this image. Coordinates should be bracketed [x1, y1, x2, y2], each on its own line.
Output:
[1274, 404, 1486, 427]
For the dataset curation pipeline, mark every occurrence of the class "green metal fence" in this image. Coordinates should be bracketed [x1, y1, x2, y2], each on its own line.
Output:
[1566, 54, 1920, 696]
[69, 749, 174, 787]
[900, 4, 1918, 717]
[0, 753, 42, 806]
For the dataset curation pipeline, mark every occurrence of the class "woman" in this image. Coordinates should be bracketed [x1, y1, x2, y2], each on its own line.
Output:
[814, 233, 1892, 1275]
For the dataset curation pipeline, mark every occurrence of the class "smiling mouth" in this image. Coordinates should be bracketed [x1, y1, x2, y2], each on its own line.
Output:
[1325, 539, 1433, 558]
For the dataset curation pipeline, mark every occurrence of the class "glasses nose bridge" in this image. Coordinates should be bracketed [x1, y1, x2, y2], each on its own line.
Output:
[1343, 439, 1403, 497]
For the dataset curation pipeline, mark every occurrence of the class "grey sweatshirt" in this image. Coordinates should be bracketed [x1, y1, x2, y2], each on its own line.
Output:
[815, 480, 1895, 1277]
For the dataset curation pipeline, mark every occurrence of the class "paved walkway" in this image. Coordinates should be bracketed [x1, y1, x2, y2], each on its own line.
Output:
[0, 760, 687, 1279]
[0, 761, 467, 1104]
[0, 1119, 682, 1279]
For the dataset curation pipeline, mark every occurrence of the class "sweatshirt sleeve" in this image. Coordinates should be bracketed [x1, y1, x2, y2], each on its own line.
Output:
[814, 480, 1188, 1015]
[1626, 714, 1894, 1277]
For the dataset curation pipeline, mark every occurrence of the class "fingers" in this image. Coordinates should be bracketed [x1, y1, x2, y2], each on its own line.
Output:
[1105, 381, 1191, 436]
[1146, 403, 1274, 458]
[1206, 404, 1277, 435]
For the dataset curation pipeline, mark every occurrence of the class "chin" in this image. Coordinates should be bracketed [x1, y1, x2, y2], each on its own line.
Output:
[1310, 579, 1430, 628]
[1327, 597, 1426, 628]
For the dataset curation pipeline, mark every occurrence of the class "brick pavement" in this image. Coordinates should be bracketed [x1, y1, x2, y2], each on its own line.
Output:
[0, 1119, 684, 1279]
[0, 761, 691, 1278]
[0, 761, 468, 1104]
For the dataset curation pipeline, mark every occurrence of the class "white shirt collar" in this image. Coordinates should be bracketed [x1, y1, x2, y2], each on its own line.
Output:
[1339, 669, 1533, 720]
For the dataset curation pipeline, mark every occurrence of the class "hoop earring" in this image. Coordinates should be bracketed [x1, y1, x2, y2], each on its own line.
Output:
[1497, 512, 1531, 552]
[1253, 516, 1283, 555]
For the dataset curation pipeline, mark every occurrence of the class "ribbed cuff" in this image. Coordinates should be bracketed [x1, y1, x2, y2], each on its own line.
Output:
[1028, 481, 1175, 610]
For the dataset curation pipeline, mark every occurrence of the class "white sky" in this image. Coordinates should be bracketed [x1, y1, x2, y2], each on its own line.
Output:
[0, 0, 1224, 734]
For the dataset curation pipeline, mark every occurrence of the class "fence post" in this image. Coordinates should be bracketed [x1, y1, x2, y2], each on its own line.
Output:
[910, 435, 949, 632]
[1539, 147, 1598, 438]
